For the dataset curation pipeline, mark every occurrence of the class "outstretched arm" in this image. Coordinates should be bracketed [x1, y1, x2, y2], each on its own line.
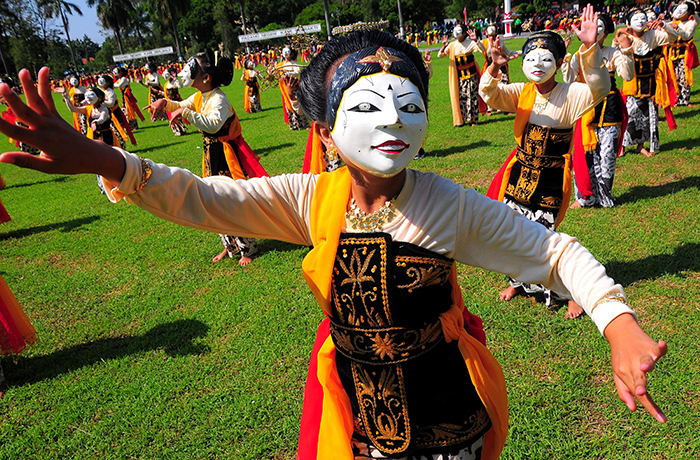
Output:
[0, 67, 126, 182]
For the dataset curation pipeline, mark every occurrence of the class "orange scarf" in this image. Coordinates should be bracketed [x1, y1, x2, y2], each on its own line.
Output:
[300, 167, 509, 459]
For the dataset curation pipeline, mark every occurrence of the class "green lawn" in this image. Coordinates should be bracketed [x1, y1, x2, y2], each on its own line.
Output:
[1, 40, 699, 459]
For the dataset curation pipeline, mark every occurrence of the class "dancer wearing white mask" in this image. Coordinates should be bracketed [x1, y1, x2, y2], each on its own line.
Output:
[162, 68, 188, 136]
[146, 49, 267, 266]
[665, 1, 699, 107]
[562, 13, 635, 209]
[439, 24, 485, 127]
[617, 7, 679, 156]
[481, 5, 610, 318]
[0, 28, 669, 460]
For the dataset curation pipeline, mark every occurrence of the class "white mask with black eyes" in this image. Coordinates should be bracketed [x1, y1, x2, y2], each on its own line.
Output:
[673, 4, 689, 19]
[522, 48, 558, 84]
[630, 12, 648, 32]
[330, 72, 427, 178]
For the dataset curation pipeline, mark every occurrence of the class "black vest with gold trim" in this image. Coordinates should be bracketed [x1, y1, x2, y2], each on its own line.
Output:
[201, 114, 239, 178]
[330, 234, 491, 456]
[505, 123, 574, 212]
[668, 35, 692, 61]
[632, 46, 663, 98]
[166, 87, 180, 100]
[590, 72, 624, 126]
[456, 53, 478, 80]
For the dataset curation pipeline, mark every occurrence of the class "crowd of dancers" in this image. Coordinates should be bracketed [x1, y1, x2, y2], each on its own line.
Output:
[0, 4, 689, 458]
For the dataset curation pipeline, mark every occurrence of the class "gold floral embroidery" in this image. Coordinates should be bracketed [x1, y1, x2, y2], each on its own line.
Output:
[591, 291, 628, 313]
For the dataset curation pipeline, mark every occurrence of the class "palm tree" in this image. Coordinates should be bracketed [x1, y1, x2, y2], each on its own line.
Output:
[128, 2, 152, 49]
[40, 0, 83, 71]
[149, 0, 190, 61]
[0, 0, 16, 75]
[88, 0, 134, 55]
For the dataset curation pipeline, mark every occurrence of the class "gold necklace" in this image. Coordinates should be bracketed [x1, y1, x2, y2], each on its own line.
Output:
[346, 198, 396, 232]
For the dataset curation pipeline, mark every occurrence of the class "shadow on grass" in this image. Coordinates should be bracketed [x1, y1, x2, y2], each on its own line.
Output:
[0, 215, 101, 241]
[428, 140, 491, 158]
[3, 319, 210, 387]
[1, 176, 71, 190]
[261, 239, 308, 254]
[255, 143, 295, 157]
[658, 138, 700, 152]
[605, 242, 700, 286]
[669, 107, 700, 120]
[477, 113, 515, 124]
[136, 140, 187, 153]
[615, 176, 700, 205]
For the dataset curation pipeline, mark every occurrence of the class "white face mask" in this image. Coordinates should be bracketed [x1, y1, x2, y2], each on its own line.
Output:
[144, 64, 150, 72]
[84, 90, 98, 106]
[112, 68, 120, 76]
[98, 77, 106, 87]
[453, 26, 464, 38]
[630, 12, 648, 32]
[673, 4, 689, 19]
[596, 19, 606, 41]
[178, 64, 194, 87]
[163, 70, 171, 80]
[486, 26, 496, 36]
[331, 73, 427, 178]
[69, 77, 79, 87]
[522, 48, 558, 84]
[646, 11, 657, 21]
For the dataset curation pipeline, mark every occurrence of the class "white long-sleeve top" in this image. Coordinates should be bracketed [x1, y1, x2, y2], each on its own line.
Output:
[165, 79, 183, 90]
[562, 45, 635, 84]
[627, 25, 679, 56]
[673, 18, 696, 41]
[479, 44, 611, 128]
[163, 88, 233, 134]
[103, 88, 118, 108]
[438, 37, 485, 58]
[103, 150, 636, 336]
[114, 77, 130, 89]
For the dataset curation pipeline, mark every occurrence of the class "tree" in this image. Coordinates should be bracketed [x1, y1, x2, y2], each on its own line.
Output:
[149, 0, 190, 61]
[39, 0, 83, 71]
[88, 0, 135, 55]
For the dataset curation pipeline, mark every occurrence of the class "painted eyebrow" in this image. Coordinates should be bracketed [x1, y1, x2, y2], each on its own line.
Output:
[348, 88, 385, 99]
[397, 92, 419, 99]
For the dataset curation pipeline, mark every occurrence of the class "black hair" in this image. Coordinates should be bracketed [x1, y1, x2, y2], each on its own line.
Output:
[298, 30, 429, 125]
[289, 48, 299, 61]
[195, 48, 234, 87]
[522, 31, 567, 62]
[101, 74, 114, 88]
[599, 13, 614, 35]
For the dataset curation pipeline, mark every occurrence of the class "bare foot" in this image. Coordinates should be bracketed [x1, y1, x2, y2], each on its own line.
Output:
[486, 111, 492, 116]
[564, 300, 584, 319]
[212, 248, 229, 263]
[499, 286, 522, 301]
[640, 148, 654, 157]
[239, 255, 254, 266]
[471, 123, 477, 127]
[569, 200, 582, 210]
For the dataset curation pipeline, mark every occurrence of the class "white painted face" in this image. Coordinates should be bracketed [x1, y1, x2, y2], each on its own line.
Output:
[282, 47, 291, 58]
[163, 70, 171, 80]
[112, 67, 120, 76]
[630, 12, 648, 32]
[178, 64, 193, 87]
[596, 19, 607, 41]
[331, 72, 427, 178]
[69, 77, 79, 87]
[144, 64, 150, 72]
[673, 3, 689, 19]
[486, 25, 497, 36]
[646, 10, 657, 21]
[453, 25, 464, 38]
[522, 48, 558, 84]
[84, 90, 98, 106]
[98, 77, 106, 87]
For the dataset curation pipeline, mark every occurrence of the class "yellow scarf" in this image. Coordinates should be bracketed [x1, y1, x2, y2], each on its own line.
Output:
[301, 167, 509, 459]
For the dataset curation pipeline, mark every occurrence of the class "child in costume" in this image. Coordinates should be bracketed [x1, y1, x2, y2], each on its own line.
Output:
[0, 24, 668, 459]
[665, 0, 699, 107]
[618, 8, 679, 156]
[480, 7, 609, 319]
[147, 49, 267, 266]
[438, 24, 485, 127]
[562, 13, 635, 208]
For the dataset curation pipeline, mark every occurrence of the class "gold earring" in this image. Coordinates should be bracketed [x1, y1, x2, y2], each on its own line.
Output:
[326, 144, 339, 161]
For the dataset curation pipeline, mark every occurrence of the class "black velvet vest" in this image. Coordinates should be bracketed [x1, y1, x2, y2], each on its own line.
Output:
[329, 233, 490, 456]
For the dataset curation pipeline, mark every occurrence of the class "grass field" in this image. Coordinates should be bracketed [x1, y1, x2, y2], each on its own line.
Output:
[1, 37, 699, 459]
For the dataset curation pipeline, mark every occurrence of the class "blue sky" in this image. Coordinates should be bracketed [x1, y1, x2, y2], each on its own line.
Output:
[65, 0, 106, 45]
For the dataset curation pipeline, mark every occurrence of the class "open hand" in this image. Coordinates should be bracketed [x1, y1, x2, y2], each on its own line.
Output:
[571, 4, 599, 50]
[0, 67, 126, 182]
[169, 107, 185, 129]
[605, 313, 668, 423]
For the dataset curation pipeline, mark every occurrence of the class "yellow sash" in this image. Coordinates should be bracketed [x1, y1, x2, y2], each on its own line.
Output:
[301, 168, 509, 459]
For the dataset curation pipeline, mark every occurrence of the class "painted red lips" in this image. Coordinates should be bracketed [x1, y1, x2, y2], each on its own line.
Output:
[372, 140, 410, 154]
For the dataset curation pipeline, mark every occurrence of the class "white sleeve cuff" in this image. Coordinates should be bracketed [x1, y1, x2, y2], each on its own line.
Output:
[590, 301, 638, 336]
